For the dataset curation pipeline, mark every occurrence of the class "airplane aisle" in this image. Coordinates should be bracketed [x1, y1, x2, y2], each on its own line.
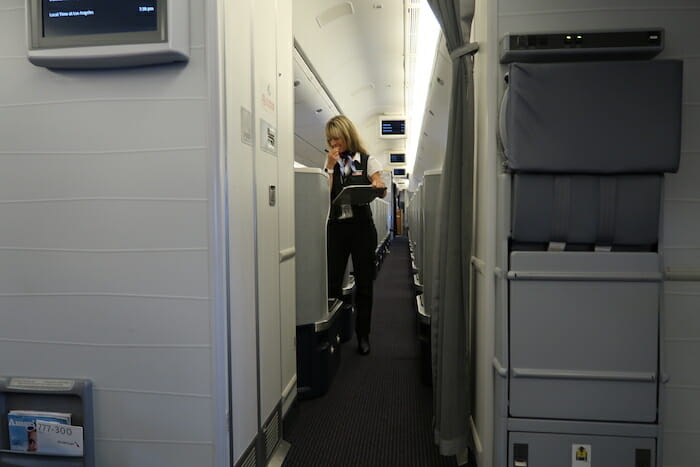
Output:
[283, 236, 458, 467]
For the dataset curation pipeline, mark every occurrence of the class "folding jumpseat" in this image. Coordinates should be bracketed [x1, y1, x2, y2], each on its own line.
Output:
[499, 59, 683, 465]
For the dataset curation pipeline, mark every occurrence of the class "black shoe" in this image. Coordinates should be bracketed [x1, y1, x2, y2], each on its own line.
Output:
[357, 336, 370, 355]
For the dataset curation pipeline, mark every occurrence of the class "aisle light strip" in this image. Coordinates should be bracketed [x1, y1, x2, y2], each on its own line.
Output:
[406, 1, 440, 175]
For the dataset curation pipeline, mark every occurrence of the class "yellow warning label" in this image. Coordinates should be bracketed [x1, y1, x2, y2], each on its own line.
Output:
[572, 444, 592, 467]
[576, 446, 588, 461]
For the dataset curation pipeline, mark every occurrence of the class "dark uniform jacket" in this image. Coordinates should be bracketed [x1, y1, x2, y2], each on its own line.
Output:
[329, 153, 374, 222]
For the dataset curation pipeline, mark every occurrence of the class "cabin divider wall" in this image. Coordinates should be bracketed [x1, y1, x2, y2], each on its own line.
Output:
[0, 1, 296, 466]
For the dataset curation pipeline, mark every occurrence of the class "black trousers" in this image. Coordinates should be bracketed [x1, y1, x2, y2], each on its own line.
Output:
[327, 211, 377, 338]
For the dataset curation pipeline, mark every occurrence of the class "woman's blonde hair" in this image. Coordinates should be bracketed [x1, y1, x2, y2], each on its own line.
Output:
[325, 115, 369, 155]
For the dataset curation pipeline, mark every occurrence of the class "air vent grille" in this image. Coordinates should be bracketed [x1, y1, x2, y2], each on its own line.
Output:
[404, 2, 422, 111]
[240, 446, 256, 467]
[407, 4, 420, 57]
[264, 410, 281, 459]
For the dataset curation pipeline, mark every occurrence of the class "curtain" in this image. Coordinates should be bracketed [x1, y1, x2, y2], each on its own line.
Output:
[426, 0, 477, 457]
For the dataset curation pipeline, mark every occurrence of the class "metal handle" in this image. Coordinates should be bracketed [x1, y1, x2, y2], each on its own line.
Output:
[492, 357, 508, 378]
[507, 271, 662, 282]
[471, 256, 486, 275]
[279, 247, 296, 262]
[511, 367, 656, 382]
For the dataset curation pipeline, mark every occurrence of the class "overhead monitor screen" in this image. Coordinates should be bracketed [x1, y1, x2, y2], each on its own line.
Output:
[26, 0, 188, 69]
[381, 119, 406, 136]
[42, 0, 158, 37]
[390, 153, 406, 164]
[393, 168, 406, 176]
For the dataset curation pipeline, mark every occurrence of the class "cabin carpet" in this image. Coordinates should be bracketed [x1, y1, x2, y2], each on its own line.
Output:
[282, 236, 459, 467]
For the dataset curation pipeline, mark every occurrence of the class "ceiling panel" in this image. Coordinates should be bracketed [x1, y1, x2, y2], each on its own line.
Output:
[293, 0, 407, 167]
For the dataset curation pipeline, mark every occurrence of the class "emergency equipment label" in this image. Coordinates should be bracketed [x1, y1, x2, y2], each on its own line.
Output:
[572, 444, 591, 467]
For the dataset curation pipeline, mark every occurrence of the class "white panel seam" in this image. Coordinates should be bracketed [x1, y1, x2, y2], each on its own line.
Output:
[0, 146, 207, 155]
[97, 387, 213, 398]
[0, 97, 207, 108]
[0, 248, 207, 253]
[96, 438, 214, 445]
[0, 293, 208, 300]
[0, 197, 207, 204]
[0, 338, 211, 348]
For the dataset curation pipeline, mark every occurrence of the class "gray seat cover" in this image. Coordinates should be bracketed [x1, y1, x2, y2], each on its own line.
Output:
[502, 60, 683, 174]
[511, 173, 661, 247]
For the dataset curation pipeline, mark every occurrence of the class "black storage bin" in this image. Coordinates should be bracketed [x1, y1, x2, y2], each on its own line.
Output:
[296, 300, 343, 399]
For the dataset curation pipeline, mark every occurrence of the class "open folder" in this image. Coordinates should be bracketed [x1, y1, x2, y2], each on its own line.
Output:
[332, 185, 386, 206]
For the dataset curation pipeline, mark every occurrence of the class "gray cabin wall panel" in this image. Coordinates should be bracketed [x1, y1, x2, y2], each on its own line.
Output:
[0, 1, 220, 465]
[509, 431, 655, 467]
[509, 252, 659, 422]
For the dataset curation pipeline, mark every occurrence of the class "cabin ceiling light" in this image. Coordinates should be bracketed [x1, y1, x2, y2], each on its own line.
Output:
[406, 0, 439, 175]
[316, 2, 355, 28]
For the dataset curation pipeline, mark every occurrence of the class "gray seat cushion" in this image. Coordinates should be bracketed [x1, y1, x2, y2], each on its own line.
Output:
[501, 60, 683, 174]
[511, 173, 661, 248]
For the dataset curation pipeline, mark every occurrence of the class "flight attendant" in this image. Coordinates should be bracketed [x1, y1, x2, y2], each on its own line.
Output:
[324, 115, 386, 355]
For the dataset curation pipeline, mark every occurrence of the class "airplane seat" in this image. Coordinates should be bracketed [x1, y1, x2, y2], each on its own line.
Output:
[498, 58, 683, 463]
[411, 187, 424, 296]
[294, 168, 343, 399]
